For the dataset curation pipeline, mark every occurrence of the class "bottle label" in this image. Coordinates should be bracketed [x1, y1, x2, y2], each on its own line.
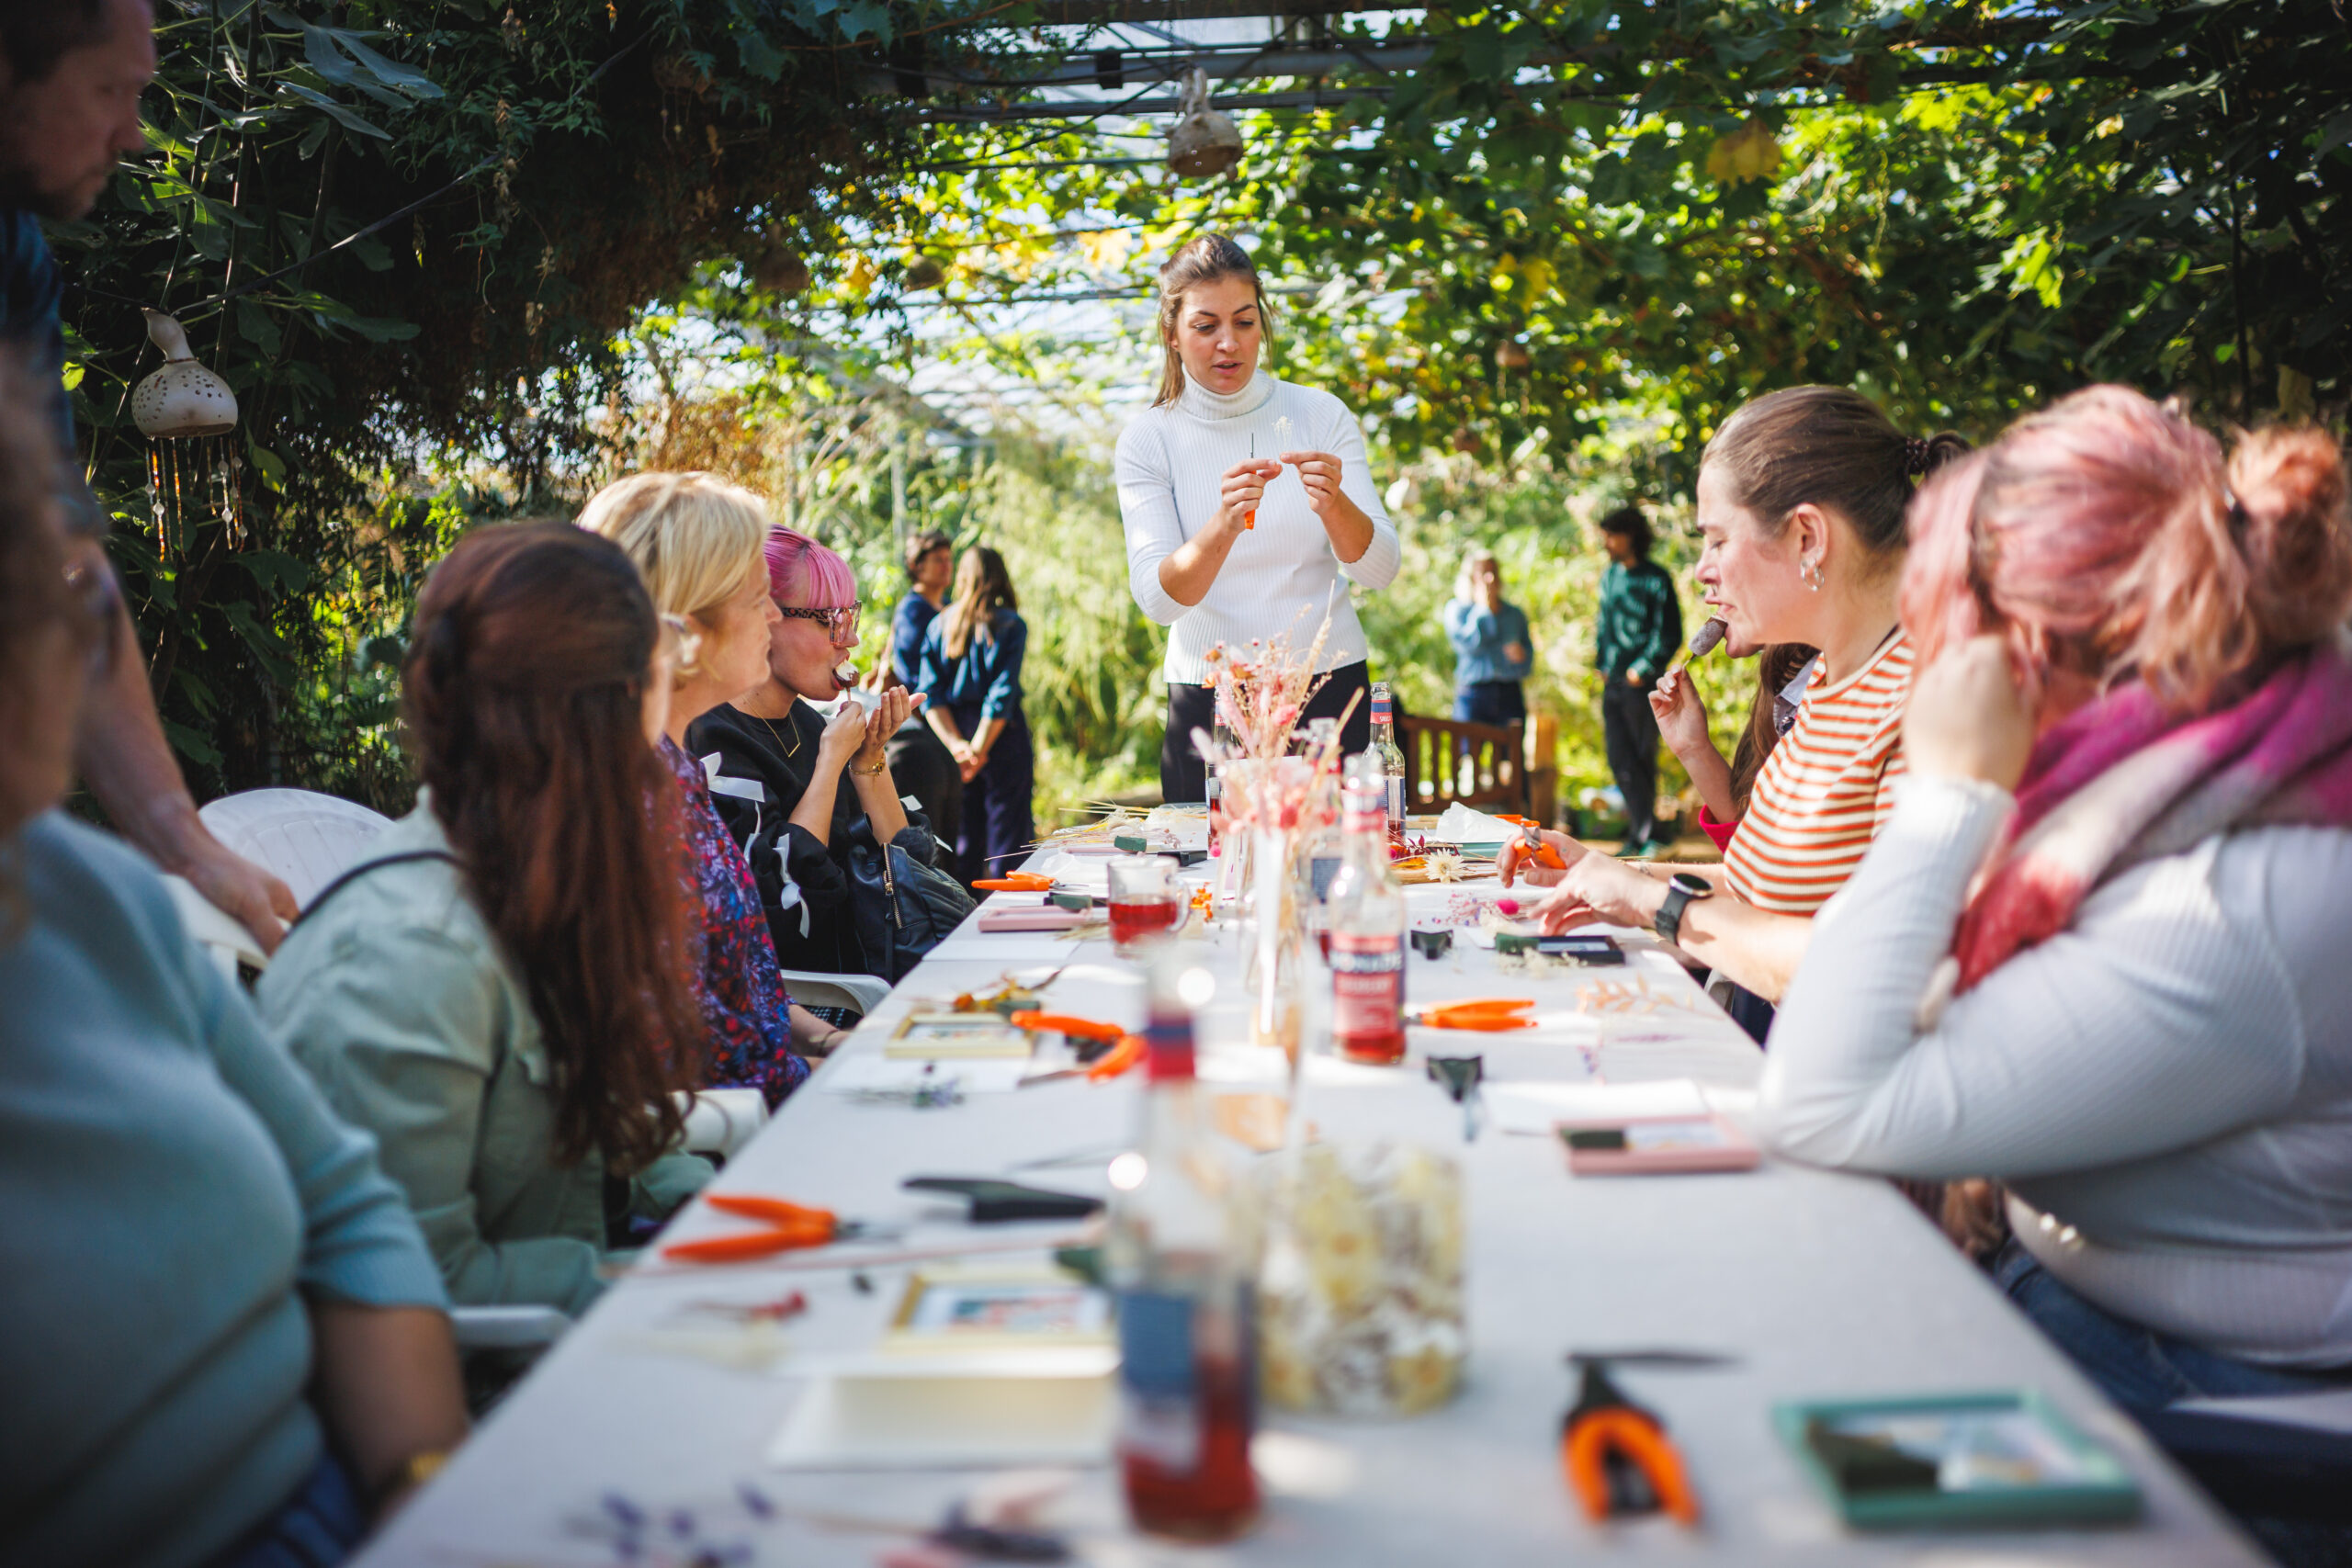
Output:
[1119, 1290, 1200, 1471]
[1329, 931, 1404, 1039]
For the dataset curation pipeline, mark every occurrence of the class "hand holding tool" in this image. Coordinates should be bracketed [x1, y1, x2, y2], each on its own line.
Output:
[662, 1194, 888, 1264]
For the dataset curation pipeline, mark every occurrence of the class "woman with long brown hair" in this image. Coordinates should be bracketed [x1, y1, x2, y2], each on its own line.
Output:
[262, 523, 713, 1314]
[918, 545, 1035, 884]
[1114, 232, 1401, 802]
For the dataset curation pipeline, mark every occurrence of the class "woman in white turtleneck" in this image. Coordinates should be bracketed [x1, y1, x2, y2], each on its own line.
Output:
[1114, 232, 1402, 801]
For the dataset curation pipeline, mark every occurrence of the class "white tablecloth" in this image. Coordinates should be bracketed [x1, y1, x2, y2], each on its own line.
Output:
[357, 862, 2262, 1567]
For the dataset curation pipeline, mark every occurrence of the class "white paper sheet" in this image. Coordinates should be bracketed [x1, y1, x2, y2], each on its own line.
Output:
[815, 1054, 1032, 1095]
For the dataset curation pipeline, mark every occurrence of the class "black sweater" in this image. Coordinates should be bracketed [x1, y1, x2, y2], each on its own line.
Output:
[685, 700, 943, 979]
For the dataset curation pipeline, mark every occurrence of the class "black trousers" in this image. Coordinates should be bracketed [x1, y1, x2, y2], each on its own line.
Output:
[1600, 680, 1660, 848]
[886, 718, 962, 858]
[1160, 660, 1373, 804]
[956, 708, 1036, 886]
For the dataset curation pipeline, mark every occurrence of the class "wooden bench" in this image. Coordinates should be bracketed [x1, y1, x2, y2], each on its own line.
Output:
[1397, 710, 1529, 815]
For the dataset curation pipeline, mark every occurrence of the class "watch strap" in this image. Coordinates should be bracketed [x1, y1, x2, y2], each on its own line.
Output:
[1654, 883, 1696, 945]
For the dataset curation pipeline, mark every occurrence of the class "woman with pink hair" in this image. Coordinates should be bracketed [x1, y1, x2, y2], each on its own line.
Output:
[689, 526, 941, 981]
[1758, 388, 2352, 1427]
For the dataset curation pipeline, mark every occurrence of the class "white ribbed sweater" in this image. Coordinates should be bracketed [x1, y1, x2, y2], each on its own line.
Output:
[1114, 371, 1400, 683]
[1758, 773, 2352, 1368]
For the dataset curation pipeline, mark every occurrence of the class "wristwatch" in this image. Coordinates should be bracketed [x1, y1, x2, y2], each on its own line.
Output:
[1653, 871, 1713, 946]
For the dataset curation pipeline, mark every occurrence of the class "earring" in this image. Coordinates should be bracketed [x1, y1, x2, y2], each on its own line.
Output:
[1803, 560, 1823, 592]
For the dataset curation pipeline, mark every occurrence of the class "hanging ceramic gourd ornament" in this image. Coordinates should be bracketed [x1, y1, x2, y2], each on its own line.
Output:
[132, 309, 244, 549]
[1167, 67, 1241, 179]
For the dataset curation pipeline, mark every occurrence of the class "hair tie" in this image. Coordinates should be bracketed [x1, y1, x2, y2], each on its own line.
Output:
[1904, 437, 1931, 477]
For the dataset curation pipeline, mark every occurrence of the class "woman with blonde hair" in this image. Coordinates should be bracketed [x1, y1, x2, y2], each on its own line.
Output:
[1758, 389, 2352, 1438]
[580, 472, 848, 1103]
[1114, 232, 1401, 802]
[918, 546, 1035, 885]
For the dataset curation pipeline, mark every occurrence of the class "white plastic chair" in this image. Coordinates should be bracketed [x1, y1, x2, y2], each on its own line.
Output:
[780, 969, 890, 1016]
[198, 787, 392, 908]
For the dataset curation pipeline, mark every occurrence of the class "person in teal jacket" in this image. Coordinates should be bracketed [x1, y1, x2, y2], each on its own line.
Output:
[0, 370, 467, 1567]
[1594, 504, 1682, 856]
[263, 524, 713, 1316]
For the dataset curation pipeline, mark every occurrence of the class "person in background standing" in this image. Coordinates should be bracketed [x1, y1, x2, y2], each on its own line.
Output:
[1594, 504, 1682, 858]
[1114, 232, 1400, 804]
[0, 0, 299, 951]
[919, 546, 1035, 886]
[1442, 547, 1532, 726]
[888, 527, 961, 852]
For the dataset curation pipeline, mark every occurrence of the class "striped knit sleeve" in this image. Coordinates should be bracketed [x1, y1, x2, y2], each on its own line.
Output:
[1323, 395, 1399, 590]
[1114, 417, 1187, 626]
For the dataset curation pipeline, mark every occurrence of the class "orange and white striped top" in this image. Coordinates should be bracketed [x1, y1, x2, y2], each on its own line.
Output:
[1723, 629, 1912, 915]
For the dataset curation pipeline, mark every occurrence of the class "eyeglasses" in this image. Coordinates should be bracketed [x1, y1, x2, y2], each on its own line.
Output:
[778, 604, 861, 643]
[657, 612, 702, 671]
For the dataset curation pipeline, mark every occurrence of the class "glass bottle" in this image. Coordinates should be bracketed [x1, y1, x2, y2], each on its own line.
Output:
[1204, 686, 1238, 858]
[1322, 753, 1408, 1066]
[1109, 958, 1261, 1542]
[1368, 681, 1409, 852]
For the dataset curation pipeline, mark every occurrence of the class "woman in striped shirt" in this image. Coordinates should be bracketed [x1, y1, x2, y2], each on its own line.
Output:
[1503, 387, 1965, 1020]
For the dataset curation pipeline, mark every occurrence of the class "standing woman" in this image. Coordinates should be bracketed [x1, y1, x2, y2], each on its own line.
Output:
[1443, 547, 1533, 726]
[1115, 232, 1401, 802]
[691, 526, 941, 980]
[919, 546, 1035, 886]
[264, 524, 712, 1314]
[581, 472, 849, 1105]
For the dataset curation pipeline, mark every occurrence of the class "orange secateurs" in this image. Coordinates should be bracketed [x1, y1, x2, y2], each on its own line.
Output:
[1560, 1351, 1728, 1529]
[973, 872, 1056, 894]
[659, 1194, 889, 1265]
[1007, 1010, 1146, 1081]
[1412, 997, 1541, 1032]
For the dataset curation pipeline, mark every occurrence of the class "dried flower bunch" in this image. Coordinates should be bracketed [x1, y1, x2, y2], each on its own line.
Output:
[1192, 605, 1360, 831]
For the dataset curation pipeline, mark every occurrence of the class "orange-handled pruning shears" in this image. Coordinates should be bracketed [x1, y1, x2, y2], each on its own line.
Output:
[1560, 1352, 1727, 1528]
[1007, 1010, 1125, 1043]
[1414, 997, 1540, 1032]
[1516, 822, 1567, 872]
[974, 873, 1056, 893]
[659, 1193, 888, 1264]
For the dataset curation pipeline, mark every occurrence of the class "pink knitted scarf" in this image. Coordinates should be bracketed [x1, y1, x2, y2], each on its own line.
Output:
[1951, 633, 2352, 991]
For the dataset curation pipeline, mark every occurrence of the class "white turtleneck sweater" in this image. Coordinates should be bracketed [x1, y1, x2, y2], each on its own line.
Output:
[1114, 371, 1401, 683]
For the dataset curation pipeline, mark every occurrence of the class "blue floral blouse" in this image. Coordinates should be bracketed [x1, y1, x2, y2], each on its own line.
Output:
[661, 736, 808, 1106]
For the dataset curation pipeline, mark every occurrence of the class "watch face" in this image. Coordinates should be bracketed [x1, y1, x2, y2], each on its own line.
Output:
[1668, 871, 1712, 897]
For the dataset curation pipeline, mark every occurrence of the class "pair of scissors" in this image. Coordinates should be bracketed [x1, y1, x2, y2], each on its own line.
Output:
[1413, 997, 1539, 1031]
[660, 1195, 889, 1264]
[1561, 1352, 1730, 1528]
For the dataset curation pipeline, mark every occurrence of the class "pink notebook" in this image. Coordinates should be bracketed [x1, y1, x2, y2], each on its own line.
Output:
[975, 905, 1092, 932]
[1557, 1113, 1759, 1175]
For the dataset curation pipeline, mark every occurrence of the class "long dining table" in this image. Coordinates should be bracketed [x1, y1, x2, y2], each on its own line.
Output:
[356, 836, 2264, 1568]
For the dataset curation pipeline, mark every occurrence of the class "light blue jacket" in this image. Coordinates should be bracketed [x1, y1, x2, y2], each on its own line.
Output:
[1443, 596, 1533, 685]
[0, 812, 445, 1568]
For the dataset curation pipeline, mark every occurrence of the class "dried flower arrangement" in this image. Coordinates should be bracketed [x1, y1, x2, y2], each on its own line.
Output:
[1192, 604, 1360, 831]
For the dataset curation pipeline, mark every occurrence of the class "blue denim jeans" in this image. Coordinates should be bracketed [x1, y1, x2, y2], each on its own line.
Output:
[1993, 1238, 2352, 1411]
[207, 1449, 366, 1568]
